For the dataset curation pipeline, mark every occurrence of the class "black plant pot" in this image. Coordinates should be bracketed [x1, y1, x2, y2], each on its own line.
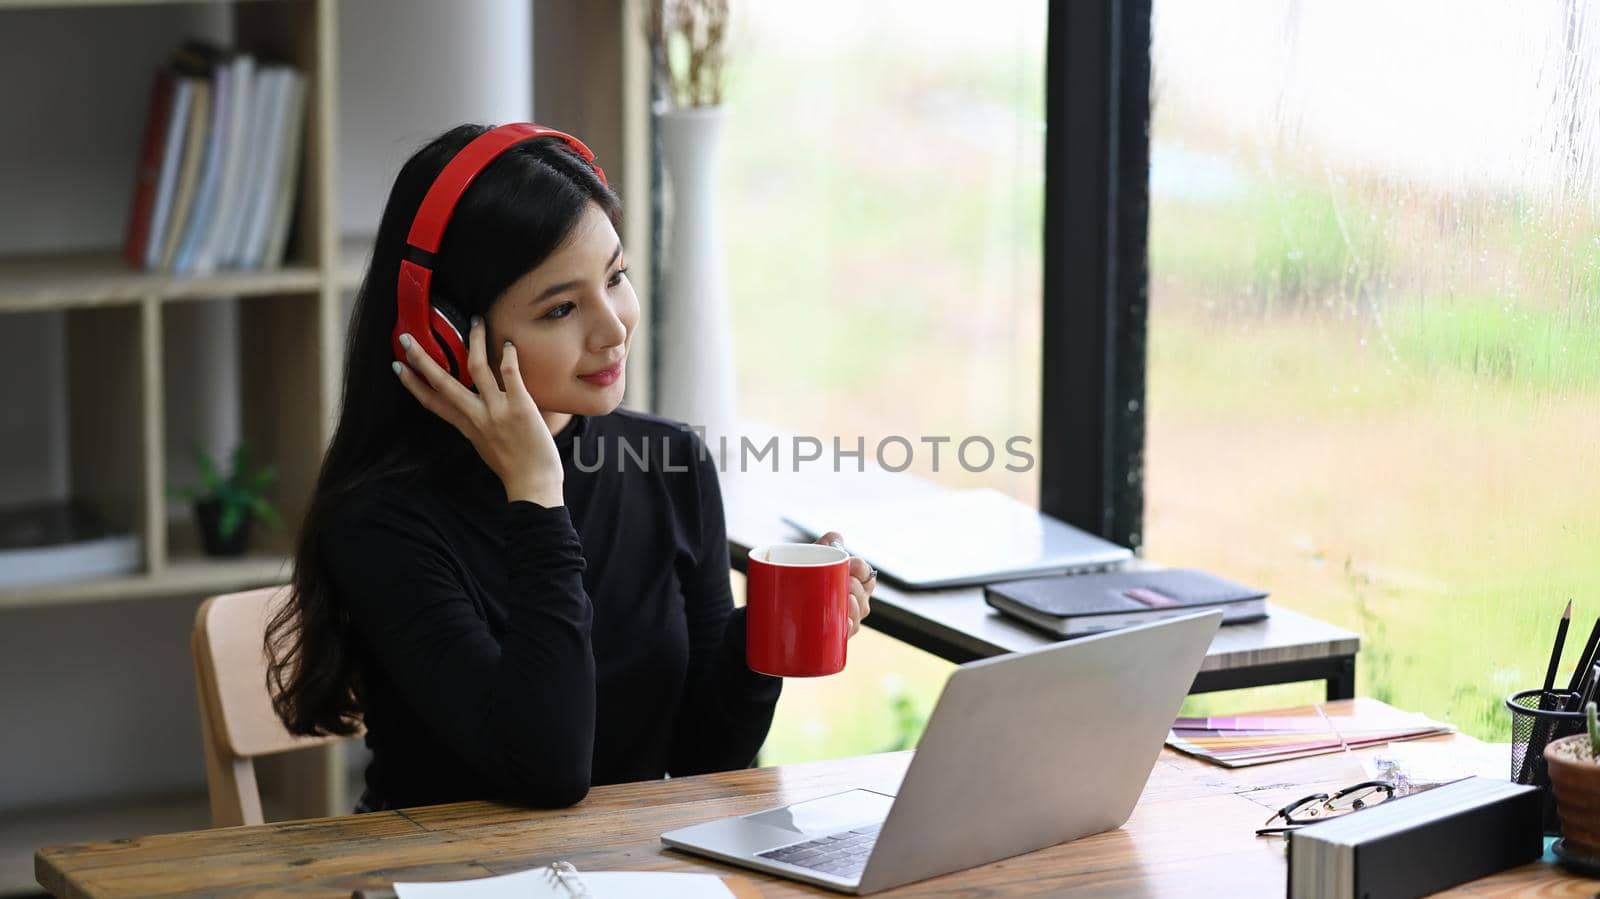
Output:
[195, 499, 252, 557]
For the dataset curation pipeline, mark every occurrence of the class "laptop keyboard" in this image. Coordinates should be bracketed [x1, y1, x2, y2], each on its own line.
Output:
[757, 823, 882, 879]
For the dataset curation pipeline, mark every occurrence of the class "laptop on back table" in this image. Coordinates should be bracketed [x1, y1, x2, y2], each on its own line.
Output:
[781, 487, 1133, 589]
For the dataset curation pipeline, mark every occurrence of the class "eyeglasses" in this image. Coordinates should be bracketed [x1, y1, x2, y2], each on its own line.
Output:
[1255, 780, 1395, 836]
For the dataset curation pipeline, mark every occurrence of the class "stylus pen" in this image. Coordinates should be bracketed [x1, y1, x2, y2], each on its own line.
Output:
[1578, 663, 1600, 715]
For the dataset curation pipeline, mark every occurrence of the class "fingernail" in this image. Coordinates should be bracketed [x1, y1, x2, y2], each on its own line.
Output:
[471, 315, 482, 328]
[503, 341, 513, 350]
[391, 361, 404, 375]
[399, 333, 413, 350]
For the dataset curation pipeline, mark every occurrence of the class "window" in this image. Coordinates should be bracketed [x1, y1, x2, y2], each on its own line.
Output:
[720, 0, 1045, 502]
[719, 0, 1046, 762]
[1146, 0, 1600, 733]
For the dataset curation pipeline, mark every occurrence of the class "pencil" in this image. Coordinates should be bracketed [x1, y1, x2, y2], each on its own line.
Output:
[1569, 615, 1600, 694]
[1543, 599, 1572, 694]
[1520, 600, 1575, 785]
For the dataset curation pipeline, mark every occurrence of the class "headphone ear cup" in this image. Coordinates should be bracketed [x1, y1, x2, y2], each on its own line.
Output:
[428, 297, 474, 389]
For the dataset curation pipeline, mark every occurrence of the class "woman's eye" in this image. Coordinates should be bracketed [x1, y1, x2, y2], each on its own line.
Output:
[542, 302, 576, 321]
[608, 266, 629, 288]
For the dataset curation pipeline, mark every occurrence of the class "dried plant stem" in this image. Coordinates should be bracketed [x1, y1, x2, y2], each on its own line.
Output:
[646, 0, 730, 109]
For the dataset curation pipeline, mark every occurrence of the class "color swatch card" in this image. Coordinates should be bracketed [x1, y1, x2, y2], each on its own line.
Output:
[1167, 698, 1455, 768]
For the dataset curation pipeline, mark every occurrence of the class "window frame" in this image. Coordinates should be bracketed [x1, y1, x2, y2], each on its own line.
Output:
[1038, 0, 1151, 550]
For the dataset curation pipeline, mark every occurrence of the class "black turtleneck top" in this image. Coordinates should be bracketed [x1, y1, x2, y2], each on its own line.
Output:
[321, 407, 782, 810]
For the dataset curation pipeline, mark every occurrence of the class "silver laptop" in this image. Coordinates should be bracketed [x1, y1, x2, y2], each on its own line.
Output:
[661, 610, 1223, 894]
[781, 487, 1132, 589]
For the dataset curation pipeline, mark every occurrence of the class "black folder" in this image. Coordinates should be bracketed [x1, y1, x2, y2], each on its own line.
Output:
[982, 568, 1268, 636]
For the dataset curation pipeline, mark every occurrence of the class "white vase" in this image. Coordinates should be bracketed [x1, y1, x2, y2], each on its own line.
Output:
[654, 103, 737, 459]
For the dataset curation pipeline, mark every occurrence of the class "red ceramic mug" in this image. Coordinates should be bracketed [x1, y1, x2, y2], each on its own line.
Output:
[746, 543, 851, 677]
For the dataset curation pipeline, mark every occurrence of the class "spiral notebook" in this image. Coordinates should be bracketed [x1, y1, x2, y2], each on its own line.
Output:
[353, 862, 763, 899]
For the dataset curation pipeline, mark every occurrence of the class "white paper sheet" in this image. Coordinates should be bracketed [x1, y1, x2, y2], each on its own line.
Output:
[393, 867, 734, 899]
[1362, 740, 1512, 795]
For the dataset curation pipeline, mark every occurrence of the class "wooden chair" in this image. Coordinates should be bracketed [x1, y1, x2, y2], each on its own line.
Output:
[191, 586, 361, 826]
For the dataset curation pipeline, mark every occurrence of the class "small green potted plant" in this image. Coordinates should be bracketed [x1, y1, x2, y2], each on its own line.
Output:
[1546, 701, 1600, 860]
[172, 443, 280, 557]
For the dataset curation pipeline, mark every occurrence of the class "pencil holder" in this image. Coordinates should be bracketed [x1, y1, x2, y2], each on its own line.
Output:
[1508, 688, 1587, 835]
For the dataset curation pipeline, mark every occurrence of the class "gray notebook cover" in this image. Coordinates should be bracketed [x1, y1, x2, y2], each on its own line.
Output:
[984, 568, 1268, 636]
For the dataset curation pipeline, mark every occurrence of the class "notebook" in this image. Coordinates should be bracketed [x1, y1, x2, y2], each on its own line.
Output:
[983, 568, 1268, 636]
[1287, 777, 1541, 899]
[353, 863, 763, 899]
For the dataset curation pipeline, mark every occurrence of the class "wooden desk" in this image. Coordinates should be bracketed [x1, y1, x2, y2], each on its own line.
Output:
[35, 709, 1583, 896]
[721, 466, 1360, 699]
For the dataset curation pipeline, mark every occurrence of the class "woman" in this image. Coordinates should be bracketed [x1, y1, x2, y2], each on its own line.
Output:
[265, 123, 876, 811]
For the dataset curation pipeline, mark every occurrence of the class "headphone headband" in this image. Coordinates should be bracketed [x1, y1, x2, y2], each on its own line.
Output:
[405, 122, 608, 256]
[393, 123, 607, 389]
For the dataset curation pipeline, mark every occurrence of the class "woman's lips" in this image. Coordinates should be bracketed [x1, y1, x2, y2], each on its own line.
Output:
[578, 359, 624, 386]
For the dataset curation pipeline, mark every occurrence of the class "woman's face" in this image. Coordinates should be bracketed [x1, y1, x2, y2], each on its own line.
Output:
[485, 202, 637, 420]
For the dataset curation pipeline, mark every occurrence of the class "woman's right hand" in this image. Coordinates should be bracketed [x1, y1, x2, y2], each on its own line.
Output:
[393, 316, 565, 507]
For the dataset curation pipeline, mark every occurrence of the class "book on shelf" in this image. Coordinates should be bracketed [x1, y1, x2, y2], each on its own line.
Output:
[125, 42, 306, 275]
[193, 51, 254, 275]
[262, 69, 307, 269]
[0, 500, 140, 589]
[159, 77, 210, 270]
[237, 65, 305, 270]
[216, 60, 272, 268]
[171, 41, 231, 274]
[123, 68, 175, 268]
[140, 74, 193, 270]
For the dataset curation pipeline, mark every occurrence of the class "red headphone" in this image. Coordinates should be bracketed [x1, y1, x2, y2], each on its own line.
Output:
[392, 122, 608, 389]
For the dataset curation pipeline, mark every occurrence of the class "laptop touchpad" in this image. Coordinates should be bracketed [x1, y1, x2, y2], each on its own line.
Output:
[745, 789, 895, 836]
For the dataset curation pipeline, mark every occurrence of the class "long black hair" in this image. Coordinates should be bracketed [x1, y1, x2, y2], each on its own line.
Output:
[266, 124, 621, 736]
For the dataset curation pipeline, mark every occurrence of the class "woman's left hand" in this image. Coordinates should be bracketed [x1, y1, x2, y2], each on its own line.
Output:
[815, 531, 876, 639]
